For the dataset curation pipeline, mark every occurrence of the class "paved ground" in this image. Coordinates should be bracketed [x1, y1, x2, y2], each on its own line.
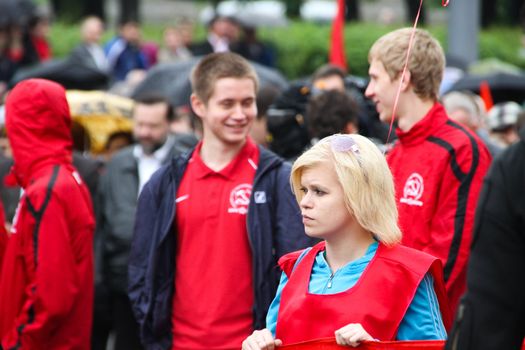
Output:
[105, 0, 447, 26]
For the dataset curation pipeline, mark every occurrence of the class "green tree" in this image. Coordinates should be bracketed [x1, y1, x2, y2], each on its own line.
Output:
[50, 0, 139, 24]
[284, 0, 303, 18]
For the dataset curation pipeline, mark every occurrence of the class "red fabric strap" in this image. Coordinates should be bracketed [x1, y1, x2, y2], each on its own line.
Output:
[280, 338, 446, 350]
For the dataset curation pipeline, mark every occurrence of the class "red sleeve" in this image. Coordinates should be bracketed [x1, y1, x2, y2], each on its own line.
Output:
[427, 141, 491, 313]
[2, 196, 80, 349]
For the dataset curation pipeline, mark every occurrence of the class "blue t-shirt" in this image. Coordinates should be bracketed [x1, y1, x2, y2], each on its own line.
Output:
[266, 242, 447, 340]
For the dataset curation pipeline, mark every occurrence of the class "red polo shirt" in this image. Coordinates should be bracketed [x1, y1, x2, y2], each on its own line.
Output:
[172, 139, 259, 350]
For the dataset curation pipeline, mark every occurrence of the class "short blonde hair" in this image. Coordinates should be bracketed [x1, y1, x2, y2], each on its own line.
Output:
[368, 28, 444, 101]
[190, 52, 259, 104]
[291, 134, 401, 246]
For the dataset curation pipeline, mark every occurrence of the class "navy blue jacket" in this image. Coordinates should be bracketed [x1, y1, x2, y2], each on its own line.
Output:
[128, 145, 314, 349]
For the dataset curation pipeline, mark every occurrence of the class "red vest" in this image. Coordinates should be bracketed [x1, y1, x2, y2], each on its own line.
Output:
[276, 242, 451, 344]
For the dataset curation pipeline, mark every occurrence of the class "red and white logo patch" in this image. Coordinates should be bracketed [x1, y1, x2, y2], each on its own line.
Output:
[228, 183, 252, 214]
[400, 173, 424, 207]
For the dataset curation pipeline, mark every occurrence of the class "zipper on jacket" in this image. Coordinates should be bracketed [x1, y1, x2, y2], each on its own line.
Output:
[327, 273, 335, 288]
[325, 269, 340, 291]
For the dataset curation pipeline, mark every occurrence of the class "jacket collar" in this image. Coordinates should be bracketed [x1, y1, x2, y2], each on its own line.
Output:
[396, 103, 448, 147]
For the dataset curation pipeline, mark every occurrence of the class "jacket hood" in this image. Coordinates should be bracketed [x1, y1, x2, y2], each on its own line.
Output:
[5, 79, 72, 187]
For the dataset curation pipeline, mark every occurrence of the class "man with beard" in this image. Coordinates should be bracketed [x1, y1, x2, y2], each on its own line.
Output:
[93, 95, 196, 350]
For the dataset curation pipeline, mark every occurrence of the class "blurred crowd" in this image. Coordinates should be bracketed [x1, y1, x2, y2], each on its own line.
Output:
[0, 10, 278, 99]
[0, 4, 524, 350]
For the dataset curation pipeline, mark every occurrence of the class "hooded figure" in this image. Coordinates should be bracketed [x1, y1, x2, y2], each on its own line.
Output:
[0, 79, 95, 349]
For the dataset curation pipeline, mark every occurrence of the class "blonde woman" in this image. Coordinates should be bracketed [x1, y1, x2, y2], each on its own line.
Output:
[242, 134, 451, 349]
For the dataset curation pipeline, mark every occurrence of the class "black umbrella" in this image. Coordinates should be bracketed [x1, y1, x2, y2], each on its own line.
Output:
[132, 56, 289, 107]
[0, 0, 37, 27]
[9, 58, 109, 90]
[444, 72, 525, 104]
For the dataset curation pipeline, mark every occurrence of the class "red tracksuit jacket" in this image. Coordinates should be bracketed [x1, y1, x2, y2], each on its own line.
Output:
[0, 79, 95, 349]
[387, 103, 491, 313]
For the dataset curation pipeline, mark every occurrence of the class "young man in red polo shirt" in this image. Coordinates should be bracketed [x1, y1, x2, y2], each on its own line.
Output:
[365, 28, 491, 313]
[128, 52, 314, 350]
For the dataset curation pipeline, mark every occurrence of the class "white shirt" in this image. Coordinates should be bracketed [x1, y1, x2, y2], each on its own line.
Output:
[208, 33, 230, 53]
[87, 43, 108, 71]
[133, 135, 174, 194]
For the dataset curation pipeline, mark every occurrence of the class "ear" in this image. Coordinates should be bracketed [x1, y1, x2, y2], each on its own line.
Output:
[190, 93, 205, 119]
[399, 70, 411, 92]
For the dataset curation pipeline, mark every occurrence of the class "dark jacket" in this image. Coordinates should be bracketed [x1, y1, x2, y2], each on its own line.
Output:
[188, 40, 214, 56]
[97, 134, 197, 293]
[69, 43, 109, 75]
[446, 126, 525, 350]
[128, 146, 314, 349]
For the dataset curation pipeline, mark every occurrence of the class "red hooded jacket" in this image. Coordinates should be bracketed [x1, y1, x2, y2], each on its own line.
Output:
[387, 103, 491, 313]
[0, 79, 95, 349]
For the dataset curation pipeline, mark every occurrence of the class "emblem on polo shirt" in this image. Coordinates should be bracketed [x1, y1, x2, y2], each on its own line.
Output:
[228, 183, 252, 214]
[400, 173, 424, 207]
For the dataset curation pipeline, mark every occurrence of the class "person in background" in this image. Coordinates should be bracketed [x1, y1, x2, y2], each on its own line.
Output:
[175, 17, 195, 49]
[0, 26, 17, 96]
[307, 89, 360, 142]
[265, 64, 347, 160]
[140, 40, 158, 68]
[441, 91, 502, 157]
[231, 25, 276, 67]
[487, 101, 523, 148]
[0, 79, 95, 349]
[70, 16, 108, 72]
[365, 28, 491, 313]
[128, 52, 314, 350]
[445, 125, 525, 350]
[243, 134, 451, 350]
[158, 24, 192, 63]
[311, 64, 346, 92]
[169, 104, 198, 136]
[27, 14, 52, 62]
[189, 15, 240, 55]
[250, 85, 281, 148]
[105, 20, 148, 82]
[102, 130, 134, 161]
[93, 95, 196, 350]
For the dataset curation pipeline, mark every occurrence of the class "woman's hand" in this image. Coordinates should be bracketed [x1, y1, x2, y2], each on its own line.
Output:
[334, 323, 375, 347]
[242, 328, 282, 350]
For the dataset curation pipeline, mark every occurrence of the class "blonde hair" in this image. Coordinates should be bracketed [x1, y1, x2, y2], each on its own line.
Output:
[190, 52, 259, 104]
[368, 28, 444, 101]
[291, 134, 401, 246]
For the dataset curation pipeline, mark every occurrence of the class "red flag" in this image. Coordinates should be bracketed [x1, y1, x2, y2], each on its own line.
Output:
[479, 80, 494, 111]
[329, 0, 347, 71]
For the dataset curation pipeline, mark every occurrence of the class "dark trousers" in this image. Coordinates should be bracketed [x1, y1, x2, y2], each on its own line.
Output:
[92, 287, 144, 350]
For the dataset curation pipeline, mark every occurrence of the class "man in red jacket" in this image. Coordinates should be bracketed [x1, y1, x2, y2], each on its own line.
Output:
[0, 79, 95, 349]
[365, 28, 491, 313]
